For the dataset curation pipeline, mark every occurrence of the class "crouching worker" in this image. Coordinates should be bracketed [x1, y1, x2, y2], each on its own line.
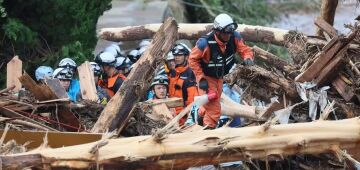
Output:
[52, 67, 75, 101]
[90, 62, 110, 105]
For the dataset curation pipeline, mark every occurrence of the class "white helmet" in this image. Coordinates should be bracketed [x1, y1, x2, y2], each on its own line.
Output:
[58, 58, 77, 69]
[213, 13, 238, 33]
[35, 66, 53, 81]
[156, 65, 167, 75]
[127, 49, 139, 63]
[95, 51, 116, 66]
[104, 44, 122, 57]
[166, 52, 174, 61]
[151, 74, 169, 88]
[53, 67, 73, 80]
[138, 46, 147, 56]
[115, 56, 126, 69]
[138, 39, 151, 48]
[90, 62, 101, 76]
[171, 43, 190, 56]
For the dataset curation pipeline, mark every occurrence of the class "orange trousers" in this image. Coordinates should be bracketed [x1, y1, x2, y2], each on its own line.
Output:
[198, 76, 223, 128]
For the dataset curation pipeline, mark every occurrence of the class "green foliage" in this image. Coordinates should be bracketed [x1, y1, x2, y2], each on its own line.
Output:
[3, 18, 37, 46]
[0, 0, 6, 18]
[184, 0, 277, 25]
[0, 0, 111, 87]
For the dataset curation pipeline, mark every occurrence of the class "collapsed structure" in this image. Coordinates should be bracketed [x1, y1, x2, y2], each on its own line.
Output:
[0, 2, 360, 169]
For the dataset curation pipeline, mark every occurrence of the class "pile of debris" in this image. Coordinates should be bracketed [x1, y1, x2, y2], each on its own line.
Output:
[1, 15, 360, 169]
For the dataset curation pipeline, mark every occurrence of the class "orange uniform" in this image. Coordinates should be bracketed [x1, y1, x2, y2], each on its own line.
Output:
[188, 31, 253, 128]
[98, 73, 126, 97]
[168, 65, 198, 125]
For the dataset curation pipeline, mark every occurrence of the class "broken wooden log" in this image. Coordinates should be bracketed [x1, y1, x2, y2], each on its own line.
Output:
[99, 23, 292, 46]
[19, 73, 81, 131]
[19, 73, 57, 101]
[315, 45, 348, 86]
[91, 18, 178, 133]
[99, 23, 360, 50]
[3, 118, 360, 169]
[253, 45, 296, 76]
[146, 97, 183, 108]
[316, 0, 338, 36]
[220, 94, 266, 121]
[315, 17, 338, 38]
[225, 65, 298, 99]
[332, 76, 355, 102]
[6, 56, 22, 93]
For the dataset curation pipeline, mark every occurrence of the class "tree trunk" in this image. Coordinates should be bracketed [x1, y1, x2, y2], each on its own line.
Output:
[3, 118, 360, 169]
[91, 18, 178, 133]
[99, 23, 291, 46]
[316, 0, 339, 36]
[99, 23, 360, 50]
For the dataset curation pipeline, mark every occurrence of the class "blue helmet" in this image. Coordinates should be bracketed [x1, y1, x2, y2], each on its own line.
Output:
[35, 66, 53, 81]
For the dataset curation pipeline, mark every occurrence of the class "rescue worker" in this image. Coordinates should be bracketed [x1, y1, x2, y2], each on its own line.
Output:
[90, 62, 110, 104]
[168, 43, 198, 125]
[149, 74, 169, 100]
[95, 51, 126, 97]
[115, 56, 132, 75]
[35, 66, 53, 83]
[104, 43, 124, 58]
[188, 13, 254, 129]
[52, 67, 73, 94]
[127, 39, 150, 63]
[57, 58, 80, 102]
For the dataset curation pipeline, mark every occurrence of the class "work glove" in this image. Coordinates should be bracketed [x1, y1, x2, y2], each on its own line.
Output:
[198, 78, 209, 91]
[242, 58, 254, 66]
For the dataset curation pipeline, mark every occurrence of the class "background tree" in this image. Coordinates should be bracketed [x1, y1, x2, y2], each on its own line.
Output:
[0, 0, 111, 87]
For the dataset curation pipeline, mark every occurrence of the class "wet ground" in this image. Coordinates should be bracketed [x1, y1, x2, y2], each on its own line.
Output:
[272, 1, 360, 35]
[94, 0, 167, 54]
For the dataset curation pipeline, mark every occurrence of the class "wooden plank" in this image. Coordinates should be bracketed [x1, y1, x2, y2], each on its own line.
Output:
[147, 97, 183, 108]
[296, 28, 358, 83]
[0, 107, 58, 131]
[322, 36, 339, 52]
[315, 17, 338, 38]
[295, 41, 344, 82]
[6, 56, 22, 93]
[19, 73, 81, 131]
[44, 78, 69, 99]
[332, 76, 355, 102]
[0, 130, 102, 150]
[315, 45, 348, 86]
[259, 101, 284, 119]
[151, 103, 174, 122]
[19, 73, 56, 101]
[77, 61, 98, 101]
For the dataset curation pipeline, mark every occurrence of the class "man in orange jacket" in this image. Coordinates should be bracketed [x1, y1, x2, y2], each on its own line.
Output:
[168, 43, 198, 125]
[95, 51, 126, 97]
[188, 13, 254, 129]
